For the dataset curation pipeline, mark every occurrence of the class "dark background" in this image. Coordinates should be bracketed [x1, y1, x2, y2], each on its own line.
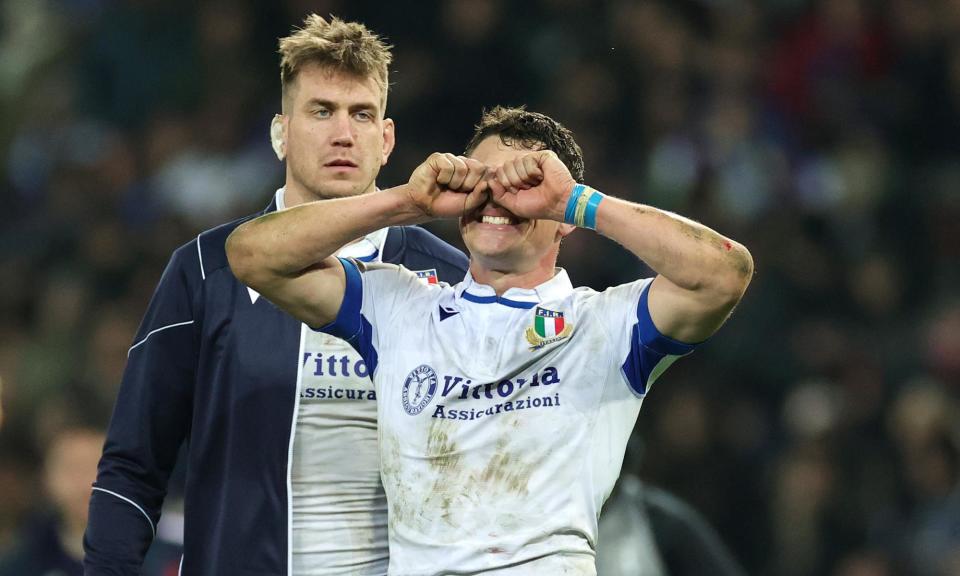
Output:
[1, 1, 959, 575]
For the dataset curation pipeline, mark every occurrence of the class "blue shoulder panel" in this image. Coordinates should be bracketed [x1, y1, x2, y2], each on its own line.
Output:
[621, 283, 697, 396]
[318, 258, 379, 374]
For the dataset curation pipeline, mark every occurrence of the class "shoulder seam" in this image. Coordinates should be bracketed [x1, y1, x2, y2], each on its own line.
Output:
[196, 234, 206, 280]
[128, 320, 195, 356]
[192, 211, 264, 279]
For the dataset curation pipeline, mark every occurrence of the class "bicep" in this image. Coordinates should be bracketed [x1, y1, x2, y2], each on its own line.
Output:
[257, 256, 346, 329]
[647, 274, 737, 344]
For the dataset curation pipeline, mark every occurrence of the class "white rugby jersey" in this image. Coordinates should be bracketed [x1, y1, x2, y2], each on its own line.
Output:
[290, 184, 390, 575]
[322, 260, 697, 575]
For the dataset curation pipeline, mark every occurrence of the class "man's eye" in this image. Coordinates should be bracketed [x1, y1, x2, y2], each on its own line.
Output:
[354, 111, 373, 121]
[314, 108, 331, 118]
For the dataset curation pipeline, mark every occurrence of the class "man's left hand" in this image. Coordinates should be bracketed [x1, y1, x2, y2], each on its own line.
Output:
[487, 151, 577, 222]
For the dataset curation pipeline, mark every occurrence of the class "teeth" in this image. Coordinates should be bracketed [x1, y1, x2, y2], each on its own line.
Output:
[481, 216, 512, 225]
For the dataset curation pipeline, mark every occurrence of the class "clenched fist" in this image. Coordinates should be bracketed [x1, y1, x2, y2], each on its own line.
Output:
[404, 153, 490, 219]
[486, 150, 577, 223]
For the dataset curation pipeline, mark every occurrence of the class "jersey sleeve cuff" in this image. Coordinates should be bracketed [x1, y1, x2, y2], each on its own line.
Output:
[317, 257, 363, 340]
[636, 283, 699, 356]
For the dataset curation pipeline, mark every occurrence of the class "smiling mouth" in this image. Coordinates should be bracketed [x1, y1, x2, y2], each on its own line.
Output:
[464, 199, 524, 227]
[481, 215, 515, 225]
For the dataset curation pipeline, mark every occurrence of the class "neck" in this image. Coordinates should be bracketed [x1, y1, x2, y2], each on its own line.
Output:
[282, 179, 376, 208]
[281, 181, 309, 207]
[468, 252, 559, 295]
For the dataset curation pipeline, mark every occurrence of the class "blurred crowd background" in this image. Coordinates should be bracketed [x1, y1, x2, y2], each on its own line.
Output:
[1, 0, 959, 574]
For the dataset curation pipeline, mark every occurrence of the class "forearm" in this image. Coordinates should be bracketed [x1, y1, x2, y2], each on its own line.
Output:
[594, 196, 753, 299]
[587, 193, 753, 342]
[227, 187, 422, 287]
[487, 150, 752, 342]
[84, 488, 156, 574]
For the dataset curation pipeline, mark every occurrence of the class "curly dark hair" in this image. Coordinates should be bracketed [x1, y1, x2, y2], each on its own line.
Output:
[464, 106, 585, 183]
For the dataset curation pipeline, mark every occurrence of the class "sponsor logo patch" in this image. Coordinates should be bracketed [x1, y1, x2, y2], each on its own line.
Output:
[402, 364, 438, 415]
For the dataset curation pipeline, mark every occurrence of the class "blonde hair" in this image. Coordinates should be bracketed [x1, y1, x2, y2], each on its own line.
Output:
[278, 14, 392, 112]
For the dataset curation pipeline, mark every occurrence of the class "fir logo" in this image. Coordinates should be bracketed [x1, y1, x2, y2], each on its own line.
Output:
[402, 364, 438, 415]
[414, 269, 438, 285]
[525, 307, 574, 350]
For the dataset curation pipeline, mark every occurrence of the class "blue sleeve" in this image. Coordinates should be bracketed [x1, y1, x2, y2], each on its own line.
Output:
[318, 258, 379, 375]
[84, 243, 199, 574]
[621, 283, 698, 396]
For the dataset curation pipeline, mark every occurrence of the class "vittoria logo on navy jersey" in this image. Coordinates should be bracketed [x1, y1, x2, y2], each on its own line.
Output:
[525, 307, 573, 350]
[402, 364, 439, 415]
[414, 269, 439, 285]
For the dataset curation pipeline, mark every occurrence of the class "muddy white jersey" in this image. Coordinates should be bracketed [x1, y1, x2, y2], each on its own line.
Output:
[290, 229, 389, 575]
[323, 261, 697, 576]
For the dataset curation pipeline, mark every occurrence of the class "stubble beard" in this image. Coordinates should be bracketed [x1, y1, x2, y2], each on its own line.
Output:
[289, 162, 377, 204]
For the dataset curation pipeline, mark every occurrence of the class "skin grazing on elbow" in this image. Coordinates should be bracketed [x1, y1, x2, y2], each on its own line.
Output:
[720, 244, 754, 302]
[693, 243, 753, 309]
[731, 244, 754, 284]
[696, 241, 753, 299]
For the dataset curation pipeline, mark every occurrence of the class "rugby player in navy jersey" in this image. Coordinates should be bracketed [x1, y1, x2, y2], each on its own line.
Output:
[84, 15, 467, 576]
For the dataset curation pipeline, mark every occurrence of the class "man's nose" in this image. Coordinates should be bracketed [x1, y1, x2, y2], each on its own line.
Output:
[331, 112, 355, 146]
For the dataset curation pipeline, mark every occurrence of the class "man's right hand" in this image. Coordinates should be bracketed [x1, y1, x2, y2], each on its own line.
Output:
[403, 153, 490, 219]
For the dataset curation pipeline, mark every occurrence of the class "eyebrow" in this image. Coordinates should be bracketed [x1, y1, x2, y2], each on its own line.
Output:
[305, 98, 379, 114]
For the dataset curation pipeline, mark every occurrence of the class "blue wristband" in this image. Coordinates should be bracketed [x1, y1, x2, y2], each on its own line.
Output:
[582, 188, 604, 230]
[564, 184, 586, 225]
[563, 183, 605, 229]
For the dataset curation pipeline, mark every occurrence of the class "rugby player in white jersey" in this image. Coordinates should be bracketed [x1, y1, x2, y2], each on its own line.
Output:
[227, 107, 754, 574]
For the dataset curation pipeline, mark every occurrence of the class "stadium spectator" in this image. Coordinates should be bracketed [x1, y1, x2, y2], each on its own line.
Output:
[0, 424, 103, 576]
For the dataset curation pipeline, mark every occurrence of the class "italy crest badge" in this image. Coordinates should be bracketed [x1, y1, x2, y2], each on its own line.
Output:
[525, 307, 574, 350]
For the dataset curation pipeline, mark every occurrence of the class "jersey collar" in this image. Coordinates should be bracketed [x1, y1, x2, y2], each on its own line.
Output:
[274, 187, 386, 263]
[456, 269, 573, 308]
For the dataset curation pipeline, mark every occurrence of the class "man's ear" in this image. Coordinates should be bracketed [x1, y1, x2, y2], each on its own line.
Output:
[381, 118, 396, 166]
[270, 114, 287, 161]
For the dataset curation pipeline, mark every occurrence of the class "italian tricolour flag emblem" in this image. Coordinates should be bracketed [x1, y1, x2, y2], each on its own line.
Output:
[535, 308, 564, 337]
[414, 269, 438, 285]
[525, 307, 574, 350]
